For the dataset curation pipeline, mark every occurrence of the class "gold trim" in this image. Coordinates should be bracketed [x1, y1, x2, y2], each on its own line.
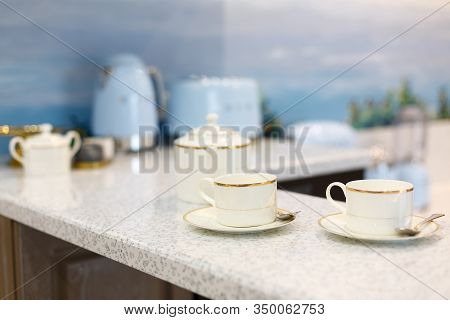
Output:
[215, 178, 276, 188]
[0, 125, 41, 136]
[183, 207, 295, 232]
[73, 160, 111, 169]
[318, 212, 440, 239]
[347, 186, 413, 194]
[174, 141, 252, 150]
[182, 206, 211, 229]
[0, 125, 63, 136]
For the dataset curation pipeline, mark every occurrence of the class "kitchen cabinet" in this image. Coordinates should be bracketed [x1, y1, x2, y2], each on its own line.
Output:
[0, 217, 193, 299]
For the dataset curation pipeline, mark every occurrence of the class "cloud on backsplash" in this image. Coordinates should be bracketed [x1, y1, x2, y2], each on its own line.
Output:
[0, 0, 224, 109]
[224, 0, 450, 122]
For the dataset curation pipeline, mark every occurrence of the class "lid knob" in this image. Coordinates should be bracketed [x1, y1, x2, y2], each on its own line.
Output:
[206, 113, 219, 125]
[39, 123, 53, 134]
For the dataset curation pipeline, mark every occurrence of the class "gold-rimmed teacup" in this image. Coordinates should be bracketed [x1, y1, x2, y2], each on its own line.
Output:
[326, 179, 414, 235]
[199, 173, 277, 227]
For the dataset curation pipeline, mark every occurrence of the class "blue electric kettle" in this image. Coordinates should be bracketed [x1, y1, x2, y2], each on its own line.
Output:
[91, 54, 166, 151]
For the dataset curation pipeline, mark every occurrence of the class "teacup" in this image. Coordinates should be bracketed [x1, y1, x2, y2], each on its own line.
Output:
[326, 179, 414, 235]
[199, 173, 277, 227]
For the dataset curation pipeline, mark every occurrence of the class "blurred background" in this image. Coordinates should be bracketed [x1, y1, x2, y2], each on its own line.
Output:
[1, 0, 449, 208]
[1, 0, 448, 137]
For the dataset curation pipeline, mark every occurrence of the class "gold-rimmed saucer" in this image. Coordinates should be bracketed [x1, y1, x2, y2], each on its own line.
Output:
[318, 213, 440, 242]
[183, 207, 296, 234]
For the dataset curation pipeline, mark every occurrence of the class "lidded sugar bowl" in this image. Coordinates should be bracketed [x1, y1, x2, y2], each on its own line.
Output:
[174, 113, 252, 204]
[9, 123, 81, 176]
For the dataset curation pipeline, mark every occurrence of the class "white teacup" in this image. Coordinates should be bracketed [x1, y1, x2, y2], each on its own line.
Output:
[326, 179, 414, 235]
[199, 173, 277, 227]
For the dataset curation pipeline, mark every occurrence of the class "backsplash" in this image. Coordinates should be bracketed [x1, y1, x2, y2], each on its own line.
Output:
[0, 0, 224, 153]
[223, 0, 449, 122]
[1, 0, 449, 153]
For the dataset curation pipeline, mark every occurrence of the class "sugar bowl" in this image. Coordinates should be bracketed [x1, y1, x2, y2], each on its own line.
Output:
[174, 113, 252, 204]
[9, 124, 81, 176]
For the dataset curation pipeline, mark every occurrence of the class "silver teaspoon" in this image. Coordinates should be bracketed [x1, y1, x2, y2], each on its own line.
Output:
[277, 210, 300, 220]
[396, 213, 445, 236]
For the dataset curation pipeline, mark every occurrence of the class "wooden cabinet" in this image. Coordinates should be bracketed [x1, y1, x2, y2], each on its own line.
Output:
[0, 216, 18, 299]
[0, 218, 193, 300]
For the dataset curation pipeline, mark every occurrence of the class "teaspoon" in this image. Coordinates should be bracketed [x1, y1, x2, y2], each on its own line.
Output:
[396, 213, 445, 236]
[277, 210, 300, 220]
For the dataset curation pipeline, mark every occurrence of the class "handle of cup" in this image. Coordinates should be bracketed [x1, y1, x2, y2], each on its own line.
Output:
[199, 177, 215, 206]
[9, 136, 25, 165]
[326, 182, 347, 213]
[66, 131, 81, 158]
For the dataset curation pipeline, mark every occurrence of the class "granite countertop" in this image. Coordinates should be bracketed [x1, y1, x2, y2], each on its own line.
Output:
[0, 146, 448, 299]
[251, 139, 373, 181]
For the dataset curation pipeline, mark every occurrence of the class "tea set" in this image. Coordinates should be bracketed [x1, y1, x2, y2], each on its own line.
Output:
[185, 175, 443, 240]
[8, 118, 444, 240]
[174, 114, 444, 240]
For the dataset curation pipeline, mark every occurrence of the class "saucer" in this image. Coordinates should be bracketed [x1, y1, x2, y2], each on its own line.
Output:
[318, 213, 440, 241]
[183, 207, 296, 233]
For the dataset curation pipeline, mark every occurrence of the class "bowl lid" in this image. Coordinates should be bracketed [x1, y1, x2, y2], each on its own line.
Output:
[174, 113, 250, 149]
[24, 124, 68, 148]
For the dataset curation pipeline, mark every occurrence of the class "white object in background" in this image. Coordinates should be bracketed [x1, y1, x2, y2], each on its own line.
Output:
[396, 163, 429, 210]
[9, 124, 81, 176]
[288, 120, 358, 148]
[174, 113, 251, 204]
[199, 173, 277, 227]
[168, 76, 262, 138]
[326, 179, 414, 236]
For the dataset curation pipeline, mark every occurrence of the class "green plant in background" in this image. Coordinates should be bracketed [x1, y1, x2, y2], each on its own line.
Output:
[437, 87, 449, 119]
[348, 79, 428, 129]
[398, 79, 425, 108]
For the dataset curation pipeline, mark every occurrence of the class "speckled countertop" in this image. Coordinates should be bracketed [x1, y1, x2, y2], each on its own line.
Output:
[0, 145, 449, 299]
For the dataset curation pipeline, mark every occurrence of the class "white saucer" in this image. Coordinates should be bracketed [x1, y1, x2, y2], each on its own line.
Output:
[183, 207, 296, 233]
[318, 213, 440, 242]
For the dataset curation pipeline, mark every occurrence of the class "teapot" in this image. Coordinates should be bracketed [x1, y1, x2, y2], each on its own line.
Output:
[9, 124, 81, 176]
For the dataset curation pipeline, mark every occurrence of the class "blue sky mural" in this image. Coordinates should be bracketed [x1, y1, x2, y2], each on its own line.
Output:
[0, 0, 449, 137]
[224, 0, 450, 122]
[0, 0, 224, 127]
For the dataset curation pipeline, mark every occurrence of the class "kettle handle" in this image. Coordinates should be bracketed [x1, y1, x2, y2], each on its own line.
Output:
[148, 66, 166, 116]
[9, 136, 25, 165]
[66, 131, 82, 158]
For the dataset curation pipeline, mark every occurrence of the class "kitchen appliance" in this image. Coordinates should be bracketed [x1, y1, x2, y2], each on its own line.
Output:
[167, 76, 262, 138]
[174, 113, 252, 204]
[9, 123, 81, 176]
[92, 54, 166, 151]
